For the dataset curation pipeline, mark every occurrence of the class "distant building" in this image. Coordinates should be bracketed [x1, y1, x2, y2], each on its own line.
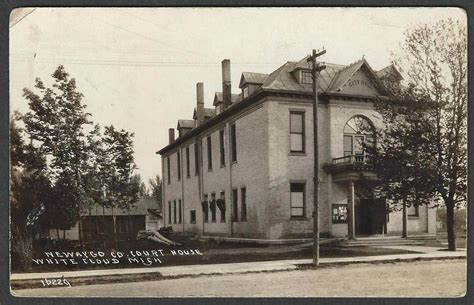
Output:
[157, 56, 437, 240]
[49, 197, 162, 246]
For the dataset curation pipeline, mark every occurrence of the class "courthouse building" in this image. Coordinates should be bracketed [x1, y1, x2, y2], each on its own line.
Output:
[156, 55, 437, 240]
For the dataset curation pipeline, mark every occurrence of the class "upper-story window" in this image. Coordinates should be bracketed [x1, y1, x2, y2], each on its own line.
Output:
[186, 146, 190, 178]
[343, 116, 375, 157]
[207, 135, 213, 171]
[230, 124, 237, 162]
[177, 151, 181, 181]
[219, 129, 225, 166]
[167, 156, 171, 184]
[301, 71, 312, 84]
[290, 111, 305, 153]
[194, 142, 199, 176]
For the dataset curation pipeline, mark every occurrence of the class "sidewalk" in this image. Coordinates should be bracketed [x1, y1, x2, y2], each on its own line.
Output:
[11, 246, 466, 281]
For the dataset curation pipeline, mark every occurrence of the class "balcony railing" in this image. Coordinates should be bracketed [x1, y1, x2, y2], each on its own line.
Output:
[332, 154, 371, 166]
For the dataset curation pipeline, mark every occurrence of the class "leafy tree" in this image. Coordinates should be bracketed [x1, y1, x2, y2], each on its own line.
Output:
[22, 65, 92, 245]
[149, 174, 162, 210]
[373, 18, 466, 250]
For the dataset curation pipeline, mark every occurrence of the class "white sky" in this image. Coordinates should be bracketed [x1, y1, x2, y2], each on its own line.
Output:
[9, 7, 466, 186]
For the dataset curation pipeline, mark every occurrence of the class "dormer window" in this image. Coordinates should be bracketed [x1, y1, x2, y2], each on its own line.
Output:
[242, 86, 249, 98]
[301, 71, 312, 84]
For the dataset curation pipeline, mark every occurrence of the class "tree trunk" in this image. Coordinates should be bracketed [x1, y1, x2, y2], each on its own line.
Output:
[63, 229, 66, 241]
[446, 202, 456, 251]
[112, 208, 118, 250]
[128, 208, 133, 241]
[78, 218, 84, 249]
[402, 200, 407, 238]
[56, 228, 60, 240]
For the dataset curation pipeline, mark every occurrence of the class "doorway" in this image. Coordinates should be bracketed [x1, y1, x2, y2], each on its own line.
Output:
[355, 199, 387, 236]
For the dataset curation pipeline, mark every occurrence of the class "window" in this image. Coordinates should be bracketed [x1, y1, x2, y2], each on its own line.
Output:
[186, 147, 190, 178]
[219, 129, 225, 166]
[177, 151, 181, 181]
[190, 210, 196, 224]
[207, 135, 213, 170]
[301, 71, 312, 84]
[343, 116, 375, 158]
[204, 194, 209, 223]
[290, 112, 305, 152]
[243, 86, 250, 98]
[230, 124, 237, 162]
[178, 199, 182, 223]
[219, 191, 226, 223]
[173, 200, 177, 224]
[408, 205, 419, 217]
[167, 157, 171, 184]
[118, 218, 128, 233]
[194, 142, 200, 175]
[232, 189, 238, 222]
[168, 201, 171, 223]
[211, 193, 216, 222]
[96, 219, 105, 234]
[290, 183, 305, 217]
[241, 187, 247, 222]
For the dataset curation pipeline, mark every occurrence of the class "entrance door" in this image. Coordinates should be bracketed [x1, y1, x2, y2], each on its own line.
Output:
[355, 199, 387, 236]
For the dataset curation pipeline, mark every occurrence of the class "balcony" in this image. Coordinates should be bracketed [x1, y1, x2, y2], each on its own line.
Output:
[324, 154, 376, 182]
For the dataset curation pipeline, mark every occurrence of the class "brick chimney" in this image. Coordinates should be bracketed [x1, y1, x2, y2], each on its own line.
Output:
[222, 59, 231, 110]
[196, 82, 204, 127]
[168, 128, 175, 144]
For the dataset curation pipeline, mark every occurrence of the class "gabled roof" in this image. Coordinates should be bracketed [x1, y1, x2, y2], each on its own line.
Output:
[177, 119, 196, 129]
[376, 64, 403, 81]
[82, 197, 150, 216]
[213, 92, 242, 106]
[260, 60, 343, 93]
[193, 107, 216, 120]
[239, 72, 269, 88]
[327, 58, 388, 95]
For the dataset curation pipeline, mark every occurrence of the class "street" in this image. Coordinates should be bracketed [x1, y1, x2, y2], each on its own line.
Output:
[13, 258, 466, 297]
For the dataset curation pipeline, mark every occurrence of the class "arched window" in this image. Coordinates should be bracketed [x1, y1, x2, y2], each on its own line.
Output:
[343, 116, 375, 157]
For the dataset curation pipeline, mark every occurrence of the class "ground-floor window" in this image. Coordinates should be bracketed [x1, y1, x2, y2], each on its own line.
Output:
[190, 210, 196, 224]
[118, 217, 128, 233]
[178, 199, 182, 224]
[203, 194, 209, 223]
[168, 201, 171, 224]
[290, 182, 305, 217]
[219, 191, 226, 223]
[210, 193, 217, 222]
[232, 189, 238, 222]
[96, 219, 105, 234]
[408, 205, 419, 217]
[241, 187, 247, 222]
[173, 200, 177, 224]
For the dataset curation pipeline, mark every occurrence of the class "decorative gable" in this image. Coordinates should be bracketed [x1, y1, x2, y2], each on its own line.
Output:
[339, 69, 382, 96]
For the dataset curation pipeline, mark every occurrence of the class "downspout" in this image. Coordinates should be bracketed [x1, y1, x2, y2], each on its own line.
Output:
[181, 146, 185, 232]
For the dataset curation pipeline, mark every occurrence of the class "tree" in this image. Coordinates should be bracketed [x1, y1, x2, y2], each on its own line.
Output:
[373, 18, 466, 250]
[149, 174, 162, 210]
[102, 126, 139, 245]
[22, 65, 93, 245]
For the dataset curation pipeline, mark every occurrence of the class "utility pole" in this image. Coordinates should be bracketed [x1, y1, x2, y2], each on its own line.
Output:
[307, 49, 326, 266]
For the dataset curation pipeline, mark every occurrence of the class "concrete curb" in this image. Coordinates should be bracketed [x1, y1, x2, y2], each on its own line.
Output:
[11, 248, 466, 282]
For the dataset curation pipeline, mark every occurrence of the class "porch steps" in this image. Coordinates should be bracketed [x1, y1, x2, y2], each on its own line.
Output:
[338, 236, 436, 247]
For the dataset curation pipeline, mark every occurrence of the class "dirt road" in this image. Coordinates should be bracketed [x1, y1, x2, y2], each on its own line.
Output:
[13, 259, 466, 297]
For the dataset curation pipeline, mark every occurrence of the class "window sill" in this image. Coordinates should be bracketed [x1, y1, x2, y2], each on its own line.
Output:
[231, 160, 237, 165]
[290, 217, 309, 221]
[208, 169, 213, 172]
[289, 152, 306, 156]
[220, 164, 226, 168]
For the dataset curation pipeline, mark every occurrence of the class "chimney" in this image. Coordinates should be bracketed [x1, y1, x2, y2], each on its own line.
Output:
[168, 128, 175, 144]
[196, 82, 204, 126]
[222, 59, 231, 110]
